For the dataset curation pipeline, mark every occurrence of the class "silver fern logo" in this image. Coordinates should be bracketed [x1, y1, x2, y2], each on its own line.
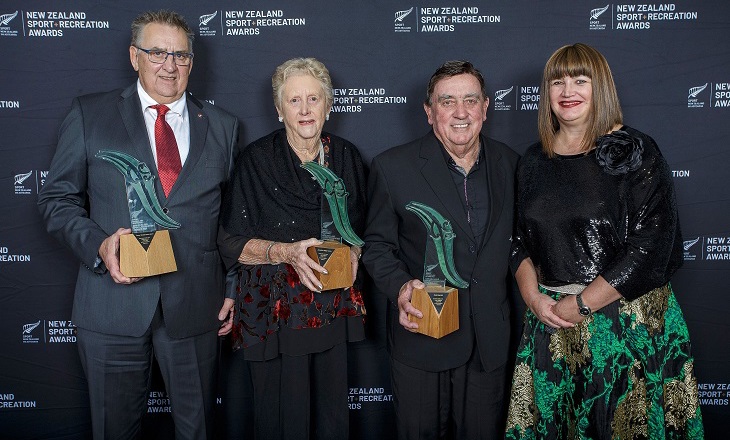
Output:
[0, 10, 18, 26]
[683, 236, 700, 261]
[22, 320, 42, 343]
[0, 10, 19, 36]
[23, 321, 41, 334]
[198, 11, 218, 37]
[589, 5, 609, 30]
[688, 83, 707, 108]
[14, 170, 33, 185]
[688, 83, 707, 99]
[494, 86, 515, 111]
[395, 7, 414, 22]
[683, 237, 700, 251]
[495, 86, 513, 101]
[590, 5, 609, 20]
[394, 7, 414, 32]
[425, 263, 439, 272]
[200, 11, 217, 26]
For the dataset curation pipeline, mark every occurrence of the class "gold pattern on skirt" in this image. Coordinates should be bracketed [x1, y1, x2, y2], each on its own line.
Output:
[664, 360, 700, 430]
[549, 316, 592, 374]
[619, 284, 670, 335]
[611, 360, 648, 439]
[505, 363, 535, 434]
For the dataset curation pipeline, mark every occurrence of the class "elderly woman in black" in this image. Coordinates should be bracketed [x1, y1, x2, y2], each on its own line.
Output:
[505, 44, 703, 439]
[217, 57, 366, 440]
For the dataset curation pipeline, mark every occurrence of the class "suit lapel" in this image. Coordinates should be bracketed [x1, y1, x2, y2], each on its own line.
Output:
[419, 132, 475, 244]
[118, 85, 157, 181]
[167, 93, 208, 199]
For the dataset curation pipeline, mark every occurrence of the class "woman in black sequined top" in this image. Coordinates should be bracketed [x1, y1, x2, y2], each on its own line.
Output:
[505, 43, 704, 439]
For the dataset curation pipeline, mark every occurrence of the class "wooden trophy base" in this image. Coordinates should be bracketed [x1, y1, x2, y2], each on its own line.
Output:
[408, 286, 459, 338]
[306, 241, 352, 291]
[119, 230, 177, 277]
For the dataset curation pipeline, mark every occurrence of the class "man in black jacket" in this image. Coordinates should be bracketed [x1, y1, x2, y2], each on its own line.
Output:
[362, 60, 519, 439]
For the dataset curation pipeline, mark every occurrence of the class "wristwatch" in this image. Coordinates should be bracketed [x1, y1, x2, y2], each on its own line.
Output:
[576, 293, 592, 316]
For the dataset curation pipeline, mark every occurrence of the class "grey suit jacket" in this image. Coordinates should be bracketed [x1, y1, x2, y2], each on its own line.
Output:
[38, 84, 239, 339]
[362, 131, 519, 372]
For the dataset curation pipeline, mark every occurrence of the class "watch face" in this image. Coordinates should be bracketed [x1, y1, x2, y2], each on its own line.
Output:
[579, 307, 591, 317]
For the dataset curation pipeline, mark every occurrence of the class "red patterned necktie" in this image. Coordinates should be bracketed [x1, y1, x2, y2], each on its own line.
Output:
[150, 104, 182, 197]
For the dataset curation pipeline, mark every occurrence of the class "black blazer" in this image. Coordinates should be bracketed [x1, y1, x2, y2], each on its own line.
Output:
[38, 84, 239, 338]
[362, 131, 519, 372]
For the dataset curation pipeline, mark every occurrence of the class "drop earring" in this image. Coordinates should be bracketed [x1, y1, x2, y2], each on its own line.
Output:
[278, 116, 283, 122]
[325, 113, 330, 121]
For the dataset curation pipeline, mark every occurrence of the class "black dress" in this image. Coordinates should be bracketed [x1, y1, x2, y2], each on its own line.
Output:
[505, 126, 704, 439]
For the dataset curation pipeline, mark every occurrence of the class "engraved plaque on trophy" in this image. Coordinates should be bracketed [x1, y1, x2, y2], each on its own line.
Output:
[96, 150, 180, 277]
[301, 161, 363, 291]
[405, 201, 469, 338]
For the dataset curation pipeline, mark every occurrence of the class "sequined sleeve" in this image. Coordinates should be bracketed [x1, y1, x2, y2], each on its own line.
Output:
[509, 155, 532, 276]
[600, 134, 683, 300]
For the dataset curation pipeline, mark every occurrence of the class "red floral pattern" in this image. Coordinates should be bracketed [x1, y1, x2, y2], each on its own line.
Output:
[232, 263, 365, 350]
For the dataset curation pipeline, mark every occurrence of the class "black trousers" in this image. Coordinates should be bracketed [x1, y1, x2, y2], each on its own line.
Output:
[390, 349, 508, 440]
[77, 304, 218, 440]
[248, 341, 349, 440]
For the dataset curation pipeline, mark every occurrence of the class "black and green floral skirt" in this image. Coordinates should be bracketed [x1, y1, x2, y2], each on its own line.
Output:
[505, 284, 704, 439]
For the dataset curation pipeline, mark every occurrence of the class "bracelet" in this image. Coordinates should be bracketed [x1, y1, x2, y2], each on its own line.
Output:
[265, 241, 275, 264]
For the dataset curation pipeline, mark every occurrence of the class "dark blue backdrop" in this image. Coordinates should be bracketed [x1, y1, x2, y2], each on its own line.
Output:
[1, 1, 729, 438]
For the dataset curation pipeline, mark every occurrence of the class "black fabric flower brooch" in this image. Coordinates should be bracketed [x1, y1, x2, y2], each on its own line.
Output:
[595, 130, 644, 175]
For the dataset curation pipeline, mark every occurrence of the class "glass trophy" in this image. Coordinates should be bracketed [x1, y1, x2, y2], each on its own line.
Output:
[301, 161, 364, 290]
[405, 201, 469, 338]
[96, 150, 180, 277]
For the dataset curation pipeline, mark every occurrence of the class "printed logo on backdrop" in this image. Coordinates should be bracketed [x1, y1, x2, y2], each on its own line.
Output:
[589, 5, 609, 30]
[13, 170, 47, 195]
[494, 87, 514, 111]
[199, 11, 217, 37]
[1, 245, 30, 264]
[698, 383, 730, 406]
[0, 99, 20, 109]
[222, 9, 305, 36]
[0, 10, 19, 37]
[24, 11, 110, 37]
[20, 319, 77, 344]
[394, 7, 414, 32]
[683, 237, 700, 261]
[22, 321, 41, 344]
[682, 236, 730, 262]
[713, 82, 730, 108]
[349, 387, 392, 410]
[591, 4, 698, 31]
[687, 83, 730, 109]
[687, 83, 708, 108]
[394, 6, 501, 33]
[492, 86, 539, 111]
[331, 87, 408, 114]
[47, 320, 77, 343]
[147, 390, 171, 414]
[0, 393, 37, 409]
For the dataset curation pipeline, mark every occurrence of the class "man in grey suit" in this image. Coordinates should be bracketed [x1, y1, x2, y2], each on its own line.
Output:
[37, 10, 238, 440]
[362, 61, 519, 439]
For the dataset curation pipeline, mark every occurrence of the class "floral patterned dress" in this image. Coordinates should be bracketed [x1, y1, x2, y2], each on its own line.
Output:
[506, 127, 704, 439]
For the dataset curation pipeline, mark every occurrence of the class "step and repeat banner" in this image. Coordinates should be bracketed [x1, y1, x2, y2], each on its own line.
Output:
[1, 1, 729, 438]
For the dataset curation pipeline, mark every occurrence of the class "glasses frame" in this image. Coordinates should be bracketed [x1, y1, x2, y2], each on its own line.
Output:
[135, 47, 194, 66]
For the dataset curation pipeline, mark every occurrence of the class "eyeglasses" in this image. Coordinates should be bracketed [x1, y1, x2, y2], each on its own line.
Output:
[135, 47, 193, 66]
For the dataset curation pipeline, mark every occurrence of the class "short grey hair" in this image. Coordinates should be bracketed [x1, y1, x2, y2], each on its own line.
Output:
[130, 10, 194, 52]
[272, 58, 334, 110]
